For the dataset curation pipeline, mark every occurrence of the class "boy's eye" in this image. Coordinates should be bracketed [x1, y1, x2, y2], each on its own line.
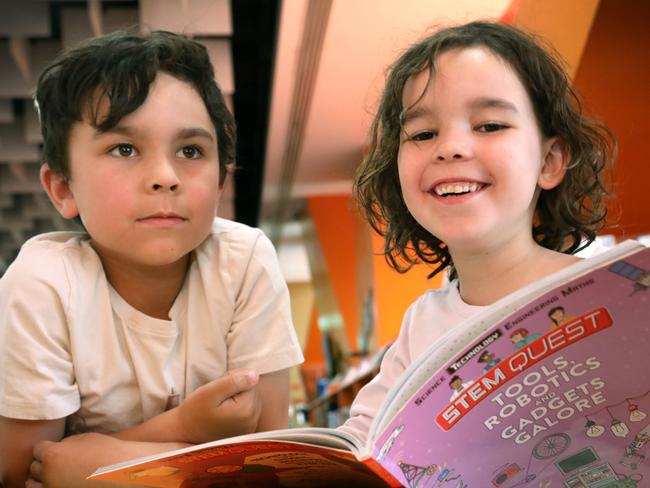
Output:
[109, 143, 137, 158]
[477, 123, 506, 133]
[177, 145, 203, 159]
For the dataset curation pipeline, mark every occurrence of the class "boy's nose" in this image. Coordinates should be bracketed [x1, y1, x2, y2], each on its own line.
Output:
[152, 182, 179, 191]
[148, 159, 180, 192]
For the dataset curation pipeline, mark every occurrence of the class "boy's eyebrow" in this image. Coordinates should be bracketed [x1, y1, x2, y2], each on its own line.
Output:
[175, 128, 215, 142]
[94, 125, 215, 142]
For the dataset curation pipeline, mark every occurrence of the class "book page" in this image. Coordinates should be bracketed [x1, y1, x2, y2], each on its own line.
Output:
[370, 242, 649, 487]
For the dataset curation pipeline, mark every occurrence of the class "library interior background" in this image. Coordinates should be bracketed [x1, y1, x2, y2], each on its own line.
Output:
[0, 0, 648, 428]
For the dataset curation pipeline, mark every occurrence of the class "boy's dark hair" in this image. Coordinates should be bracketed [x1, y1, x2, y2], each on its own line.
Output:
[354, 21, 615, 278]
[35, 29, 235, 186]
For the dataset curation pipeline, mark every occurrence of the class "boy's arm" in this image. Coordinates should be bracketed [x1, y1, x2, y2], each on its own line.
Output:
[112, 368, 261, 444]
[256, 368, 291, 431]
[23, 371, 262, 488]
[0, 416, 65, 488]
[30, 434, 187, 488]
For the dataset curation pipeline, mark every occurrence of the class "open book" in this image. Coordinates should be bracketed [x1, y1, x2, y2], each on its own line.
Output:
[90, 240, 650, 487]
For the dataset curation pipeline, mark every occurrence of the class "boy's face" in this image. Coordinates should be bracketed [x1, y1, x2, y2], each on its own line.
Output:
[47, 72, 221, 271]
[396, 47, 566, 256]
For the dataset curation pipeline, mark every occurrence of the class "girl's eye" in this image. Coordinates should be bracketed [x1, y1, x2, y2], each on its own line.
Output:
[477, 123, 506, 133]
[109, 144, 137, 158]
[411, 131, 436, 142]
[177, 145, 203, 159]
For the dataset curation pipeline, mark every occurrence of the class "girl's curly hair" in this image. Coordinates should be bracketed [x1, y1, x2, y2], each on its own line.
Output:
[354, 21, 615, 278]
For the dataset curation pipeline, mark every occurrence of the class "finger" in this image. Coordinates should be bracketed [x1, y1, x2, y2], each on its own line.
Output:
[204, 370, 259, 402]
[32, 440, 54, 461]
[30, 459, 43, 480]
[25, 477, 44, 488]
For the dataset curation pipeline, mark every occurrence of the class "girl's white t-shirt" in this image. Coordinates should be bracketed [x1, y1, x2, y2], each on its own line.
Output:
[339, 280, 485, 444]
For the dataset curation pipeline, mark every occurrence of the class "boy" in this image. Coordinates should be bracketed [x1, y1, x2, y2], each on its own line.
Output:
[0, 30, 303, 487]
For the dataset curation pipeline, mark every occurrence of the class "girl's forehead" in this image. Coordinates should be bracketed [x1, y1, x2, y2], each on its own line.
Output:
[400, 47, 531, 113]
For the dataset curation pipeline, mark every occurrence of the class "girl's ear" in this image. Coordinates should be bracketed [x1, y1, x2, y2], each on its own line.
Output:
[538, 137, 568, 190]
[40, 163, 79, 219]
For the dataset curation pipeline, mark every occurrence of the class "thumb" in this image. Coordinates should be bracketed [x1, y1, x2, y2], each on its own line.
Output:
[212, 369, 259, 401]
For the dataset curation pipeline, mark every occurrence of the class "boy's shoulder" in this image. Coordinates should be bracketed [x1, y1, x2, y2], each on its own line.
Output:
[198, 218, 272, 258]
[1, 231, 97, 288]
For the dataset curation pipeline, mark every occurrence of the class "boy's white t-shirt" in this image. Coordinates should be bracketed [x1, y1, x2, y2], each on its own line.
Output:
[339, 281, 485, 444]
[0, 218, 304, 434]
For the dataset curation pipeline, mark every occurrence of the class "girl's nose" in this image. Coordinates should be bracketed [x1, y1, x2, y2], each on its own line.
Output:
[434, 132, 472, 162]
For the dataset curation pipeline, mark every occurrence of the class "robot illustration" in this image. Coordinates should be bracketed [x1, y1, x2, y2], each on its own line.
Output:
[608, 260, 650, 295]
[621, 423, 650, 470]
[377, 424, 404, 462]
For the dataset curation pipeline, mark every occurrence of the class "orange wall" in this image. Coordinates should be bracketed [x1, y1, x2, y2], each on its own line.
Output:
[306, 194, 445, 355]
[371, 231, 444, 347]
[307, 195, 360, 350]
[572, 0, 650, 238]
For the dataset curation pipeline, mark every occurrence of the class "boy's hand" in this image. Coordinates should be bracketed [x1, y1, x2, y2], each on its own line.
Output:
[28, 433, 133, 488]
[177, 369, 261, 444]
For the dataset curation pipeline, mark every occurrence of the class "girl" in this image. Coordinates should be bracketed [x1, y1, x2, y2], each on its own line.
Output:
[340, 21, 614, 442]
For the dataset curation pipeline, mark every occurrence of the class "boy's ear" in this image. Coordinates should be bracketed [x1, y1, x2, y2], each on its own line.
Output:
[538, 137, 568, 190]
[40, 163, 79, 219]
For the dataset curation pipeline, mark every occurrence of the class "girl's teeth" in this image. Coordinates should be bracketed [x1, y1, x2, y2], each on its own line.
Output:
[434, 182, 480, 196]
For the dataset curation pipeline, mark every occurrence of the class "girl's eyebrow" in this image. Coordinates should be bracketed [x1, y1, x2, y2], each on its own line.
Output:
[401, 97, 518, 125]
[401, 107, 429, 125]
[469, 97, 519, 113]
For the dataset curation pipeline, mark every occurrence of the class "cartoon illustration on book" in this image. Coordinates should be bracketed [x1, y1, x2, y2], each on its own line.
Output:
[397, 461, 465, 488]
[376, 424, 404, 462]
[129, 465, 180, 479]
[620, 423, 650, 470]
[491, 462, 522, 487]
[584, 418, 606, 438]
[477, 350, 502, 373]
[505, 432, 571, 487]
[608, 260, 650, 295]
[448, 375, 473, 401]
[548, 306, 576, 330]
[510, 328, 541, 350]
[552, 445, 645, 488]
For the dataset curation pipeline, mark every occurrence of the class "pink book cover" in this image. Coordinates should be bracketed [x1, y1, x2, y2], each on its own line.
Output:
[372, 244, 650, 488]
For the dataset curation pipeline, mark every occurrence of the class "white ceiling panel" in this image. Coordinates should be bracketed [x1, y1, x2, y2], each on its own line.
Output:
[140, 0, 232, 36]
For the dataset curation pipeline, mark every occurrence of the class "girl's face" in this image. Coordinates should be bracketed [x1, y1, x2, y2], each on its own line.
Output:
[397, 47, 565, 255]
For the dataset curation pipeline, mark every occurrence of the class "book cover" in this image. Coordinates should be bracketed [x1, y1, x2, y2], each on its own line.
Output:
[373, 243, 650, 487]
